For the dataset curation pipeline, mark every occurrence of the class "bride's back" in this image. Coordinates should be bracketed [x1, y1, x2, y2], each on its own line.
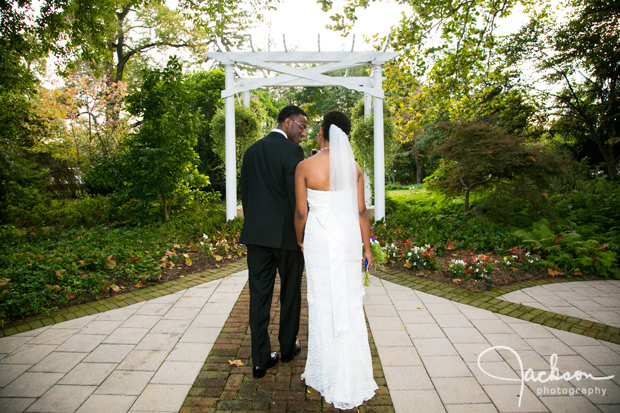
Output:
[303, 151, 330, 191]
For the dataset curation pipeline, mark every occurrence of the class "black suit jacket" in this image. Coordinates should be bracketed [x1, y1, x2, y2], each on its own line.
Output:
[240, 131, 304, 251]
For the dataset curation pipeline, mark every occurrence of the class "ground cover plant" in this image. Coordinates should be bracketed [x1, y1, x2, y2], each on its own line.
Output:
[0, 201, 245, 326]
[370, 184, 620, 292]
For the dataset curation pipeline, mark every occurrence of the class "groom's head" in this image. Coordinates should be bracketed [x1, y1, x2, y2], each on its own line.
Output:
[322, 110, 351, 141]
[277, 105, 307, 145]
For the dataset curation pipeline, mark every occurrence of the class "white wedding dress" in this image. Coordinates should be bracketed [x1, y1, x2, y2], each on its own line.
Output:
[301, 188, 378, 410]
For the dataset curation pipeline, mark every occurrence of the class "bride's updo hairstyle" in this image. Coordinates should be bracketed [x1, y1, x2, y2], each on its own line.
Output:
[322, 110, 351, 141]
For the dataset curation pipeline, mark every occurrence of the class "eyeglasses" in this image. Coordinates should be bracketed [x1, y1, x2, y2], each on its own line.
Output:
[292, 119, 306, 131]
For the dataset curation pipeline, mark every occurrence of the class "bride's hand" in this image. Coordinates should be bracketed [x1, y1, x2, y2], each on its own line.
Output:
[364, 250, 375, 271]
[298, 241, 304, 253]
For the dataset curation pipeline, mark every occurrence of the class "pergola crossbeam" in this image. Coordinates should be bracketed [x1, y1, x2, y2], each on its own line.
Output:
[206, 49, 399, 221]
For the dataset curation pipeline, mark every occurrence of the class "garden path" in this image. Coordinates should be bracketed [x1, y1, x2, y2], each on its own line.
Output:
[499, 280, 620, 328]
[0, 269, 619, 412]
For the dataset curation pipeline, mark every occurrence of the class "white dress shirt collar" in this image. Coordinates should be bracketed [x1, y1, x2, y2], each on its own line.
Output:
[272, 128, 288, 139]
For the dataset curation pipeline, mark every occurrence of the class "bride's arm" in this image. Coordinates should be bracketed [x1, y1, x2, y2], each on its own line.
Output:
[356, 164, 375, 270]
[294, 161, 309, 250]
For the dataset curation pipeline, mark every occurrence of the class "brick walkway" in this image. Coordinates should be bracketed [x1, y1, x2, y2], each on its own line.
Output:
[181, 276, 394, 412]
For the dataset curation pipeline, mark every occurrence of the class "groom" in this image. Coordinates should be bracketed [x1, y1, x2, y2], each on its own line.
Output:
[240, 105, 307, 378]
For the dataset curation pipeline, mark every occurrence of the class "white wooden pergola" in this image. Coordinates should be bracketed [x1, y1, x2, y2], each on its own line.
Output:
[205, 50, 399, 221]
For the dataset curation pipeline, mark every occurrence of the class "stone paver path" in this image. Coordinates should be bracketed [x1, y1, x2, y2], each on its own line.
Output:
[365, 275, 620, 412]
[1, 265, 619, 412]
[500, 280, 620, 328]
[0, 272, 247, 413]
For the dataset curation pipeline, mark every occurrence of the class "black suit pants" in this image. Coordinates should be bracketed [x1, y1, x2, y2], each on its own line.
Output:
[247, 245, 304, 367]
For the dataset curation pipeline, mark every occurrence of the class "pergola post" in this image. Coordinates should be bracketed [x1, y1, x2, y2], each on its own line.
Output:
[363, 93, 372, 208]
[372, 65, 385, 221]
[224, 64, 237, 221]
[242, 91, 250, 107]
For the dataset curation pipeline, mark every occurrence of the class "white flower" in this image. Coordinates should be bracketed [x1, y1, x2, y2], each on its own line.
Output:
[202, 234, 209, 240]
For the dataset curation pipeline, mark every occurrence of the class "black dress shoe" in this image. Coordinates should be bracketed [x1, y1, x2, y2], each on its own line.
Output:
[281, 338, 302, 363]
[253, 352, 278, 378]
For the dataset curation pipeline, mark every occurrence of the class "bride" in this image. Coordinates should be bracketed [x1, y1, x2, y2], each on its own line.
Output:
[294, 110, 377, 409]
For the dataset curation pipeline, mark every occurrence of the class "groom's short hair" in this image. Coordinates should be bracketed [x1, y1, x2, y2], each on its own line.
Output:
[323, 110, 351, 141]
[277, 105, 307, 123]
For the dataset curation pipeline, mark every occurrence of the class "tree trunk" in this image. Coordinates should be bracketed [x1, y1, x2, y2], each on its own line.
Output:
[163, 197, 170, 221]
[414, 143, 422, 184]
[463, 188, 470, 213]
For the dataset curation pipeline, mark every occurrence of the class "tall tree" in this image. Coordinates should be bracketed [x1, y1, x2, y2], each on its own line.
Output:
[63, 0, 280, 83]
[121, 57, 208, 220]
[507, 0, 619, 180]
[427, 120, 562, 212]
[320, 0, 535, 125]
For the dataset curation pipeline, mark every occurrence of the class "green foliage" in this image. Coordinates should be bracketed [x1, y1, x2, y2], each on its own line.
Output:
[350, 99, 398, 195]
[5, 196, 110, 230]
[381, 181, 619, 279]
[513, 219, 618, 278]
[186, 69, 226, 194]
[120, 57, 209, 221]
[0, 87, 54, 225]
[551, 177, 620, 246]
[425, 120, 564, 212]
[377, 188, 514, 254]
[209, 100, 265, 179]
[0, 203, 244, 323]
[472, 182, 558, 227]
[284, 67, 367, 121]
[507, 0, 620, 180]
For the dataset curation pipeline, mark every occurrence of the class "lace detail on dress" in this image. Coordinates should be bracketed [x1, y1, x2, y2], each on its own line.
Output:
[301, 189, 377, 410]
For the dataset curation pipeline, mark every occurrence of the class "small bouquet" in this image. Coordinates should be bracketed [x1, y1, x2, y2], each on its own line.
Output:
[364, 237, 387, 286]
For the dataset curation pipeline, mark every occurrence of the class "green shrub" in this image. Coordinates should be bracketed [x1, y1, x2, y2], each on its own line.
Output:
[5, 196, 111, 230]
[0, 203, 244, 323]
[513, 219, 619, 278]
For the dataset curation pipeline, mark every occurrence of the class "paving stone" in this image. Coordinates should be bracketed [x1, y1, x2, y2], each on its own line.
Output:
[413, 338, 458, 356]
[572, 345, 620, 366]
[76, 394, 136, 413]
[59, 362, 116, 386]
[151, 361, 204, 385]
[375, 346, 422, 367]
[433, 377, 490, 404]
[383, 366, 433, 390]
[406, 323, 446, 339]
[117, 350, 168, 371]
[80, 320, 124, 335]
[103, 327, 149, 344]
[1, 344, 57, 364]
[30, 351, 87, 373]
[445, 403, 498, 412]
[0, 372, 63, 397]
[0, 397, 36, 413]
[423, 355, 472, 378]
[484, 384, 549, 412]
[25, 384, 95, 412]
[540, 396, 600, 413]
[372, 329, 412, 347]
[95, 370, 154, 396]
[0, 363, 31, 387]
[524, 337, 577, 356]
[25, 329, 76, 346]
[55, 334, 105, 353]
[83, 343, 134, 363]
[131, 384, 192, 412]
